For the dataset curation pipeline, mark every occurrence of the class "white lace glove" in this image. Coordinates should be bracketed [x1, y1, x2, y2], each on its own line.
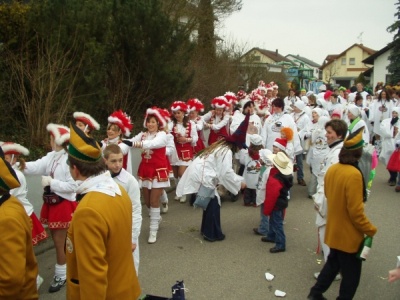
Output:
[41, 176, 52, 188]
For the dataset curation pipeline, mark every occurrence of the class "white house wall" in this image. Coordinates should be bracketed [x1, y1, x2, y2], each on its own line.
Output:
[372, 49, 391, 86]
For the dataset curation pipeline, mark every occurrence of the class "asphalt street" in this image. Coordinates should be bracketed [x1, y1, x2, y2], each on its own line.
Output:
[28, 158, 399, 299]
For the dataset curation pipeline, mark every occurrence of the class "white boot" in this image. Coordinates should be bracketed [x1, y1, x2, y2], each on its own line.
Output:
[148, 231, 157, 243]
[149, 207, 160, 243]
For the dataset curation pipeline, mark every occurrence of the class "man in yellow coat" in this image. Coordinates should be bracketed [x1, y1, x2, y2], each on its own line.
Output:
[0, 148, 38, 299]
[66, 122, 141, 299]
[308, 127, 377, 300]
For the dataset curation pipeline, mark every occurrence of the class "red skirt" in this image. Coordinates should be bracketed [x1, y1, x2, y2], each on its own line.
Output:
[387, 149, 400, 172]
[194, 139, 205, 154]
[40, 199, 78, 229]
[30, 213, 48, 246]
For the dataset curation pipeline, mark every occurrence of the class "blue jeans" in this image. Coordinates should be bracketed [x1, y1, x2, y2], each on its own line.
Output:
[296, 153, 304, 181]
[257, 204, 269, 235]
[266, 210, 286, 249]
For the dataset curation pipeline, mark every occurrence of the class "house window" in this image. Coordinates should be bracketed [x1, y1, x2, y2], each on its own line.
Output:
[253, 56, 261, 62]
[349, 58, 355, 65]
[341, 58, 346, 65]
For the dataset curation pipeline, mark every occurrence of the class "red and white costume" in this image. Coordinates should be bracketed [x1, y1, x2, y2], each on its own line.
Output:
[0, 142, 48, 245]
[169, 101, 198, 166]
[24, 124, 77, 229]
[187, 98, 206, 154]
[102, 110, 133, 174]
[203, 96, 230, 145]
[129, 107, 171, 189]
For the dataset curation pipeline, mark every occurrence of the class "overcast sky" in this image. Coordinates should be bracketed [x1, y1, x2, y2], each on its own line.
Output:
[218, 0, 396, 65]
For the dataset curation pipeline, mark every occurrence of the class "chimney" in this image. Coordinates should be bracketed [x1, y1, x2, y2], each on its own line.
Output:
[276, 49, 278, 56]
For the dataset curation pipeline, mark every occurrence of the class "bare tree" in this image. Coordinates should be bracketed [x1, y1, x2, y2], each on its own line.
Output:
[2, 31, 84, 147]
[324, 62, 338, 85]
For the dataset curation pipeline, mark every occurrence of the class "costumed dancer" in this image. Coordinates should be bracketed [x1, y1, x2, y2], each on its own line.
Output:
[187, 98, 206, 155]
[261, 98, 302, 170]
[307, 116, 330, 198]
[24, 123, 77, 293]
[0, 148, 39, 299]
[176, 114, 249, 242]
[379, 107, 400, 186]
[0, 142, 48, 290]
[347, 104, 370, 145]
[102, 110, 133, 174]
[103, 144, 142, 274]
[158, 108, 177, 213]
[169, 101, 198, 203]
[128, 107, 170, 243]
[239, 134, 263, 206]
[224, 91, 239, 118]
[252, 148, 273, 237]
[203, 96, 231, 146]
[312, 119, 347, 280]
[73, 111, 100, 137]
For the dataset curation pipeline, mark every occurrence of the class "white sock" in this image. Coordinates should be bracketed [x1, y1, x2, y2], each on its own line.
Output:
[55, 264, 66, 280]
[149, 207, 161, 231]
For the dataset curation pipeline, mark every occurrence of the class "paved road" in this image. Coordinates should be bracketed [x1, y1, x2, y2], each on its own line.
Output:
[29, 162, 399, 299]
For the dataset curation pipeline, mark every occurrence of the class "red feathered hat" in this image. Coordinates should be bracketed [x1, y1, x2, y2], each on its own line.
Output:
[265, 84, 273, 91]
[249, 89, 263, 102]
[73, 112, 100, 131]
[258, 80, 265, 87]
[186, 98, 204, 113]
[270, 81, 279, 89]
[170, 101, 188, 113]
[211, 96, 229, 110]
[46, 123, 70, 146]
[224, 92, 238, 106]
[144, 107, 167, 129]
[108, 110, 133, 137]
[0, 142, 29, 156]
[237, 90, 247, 100]
[160, 108, 171, 123]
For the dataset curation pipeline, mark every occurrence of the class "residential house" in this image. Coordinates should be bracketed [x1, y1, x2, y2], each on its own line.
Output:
[238, 47, 291, 90]
[285, 54, 321, 80]
[320, 43, 376, 88]
[362, 44, 393, 87]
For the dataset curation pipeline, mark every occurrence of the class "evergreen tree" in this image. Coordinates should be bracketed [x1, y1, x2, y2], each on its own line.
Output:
[387, 0, 400, 84]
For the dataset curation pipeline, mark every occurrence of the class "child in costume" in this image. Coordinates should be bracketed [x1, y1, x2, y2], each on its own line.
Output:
[24, 123, 77, 293]
[169, 101, 198, 203]
[128, 107, 170, 243]
[239, 134, 263, 206]
[262, 152, 293, 253]
[203, 96, 231, 146]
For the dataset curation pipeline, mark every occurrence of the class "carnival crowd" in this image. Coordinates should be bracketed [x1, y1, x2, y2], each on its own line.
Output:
[1, 79, 400, 299]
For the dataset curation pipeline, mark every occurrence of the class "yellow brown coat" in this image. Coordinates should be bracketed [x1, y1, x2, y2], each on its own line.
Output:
[324, 163, 377, 253]
[0, 196, 38, 300]
[66, 188, 141, 300]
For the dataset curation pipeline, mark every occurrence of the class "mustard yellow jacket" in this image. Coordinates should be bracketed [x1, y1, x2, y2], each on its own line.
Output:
[324, 163, 377, 253]
[0, 196, 38, 300]
[66, 189, 141, 300]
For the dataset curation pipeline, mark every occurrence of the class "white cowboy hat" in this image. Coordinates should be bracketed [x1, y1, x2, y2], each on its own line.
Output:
[267, 152, 293, 175]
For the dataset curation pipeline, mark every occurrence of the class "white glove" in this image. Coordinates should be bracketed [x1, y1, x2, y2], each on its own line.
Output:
[41, 176, 52, 188]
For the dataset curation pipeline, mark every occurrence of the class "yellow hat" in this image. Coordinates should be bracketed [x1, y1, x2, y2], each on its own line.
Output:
[0, 147, 20, 192]
[344, 127, 364, 150]
[68, 122, 102, 163]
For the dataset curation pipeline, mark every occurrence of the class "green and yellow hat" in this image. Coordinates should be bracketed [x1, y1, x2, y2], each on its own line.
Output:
[0, 147, 20, 193]
[344, 127, 364, 150]
[68, 122, 102, 163]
